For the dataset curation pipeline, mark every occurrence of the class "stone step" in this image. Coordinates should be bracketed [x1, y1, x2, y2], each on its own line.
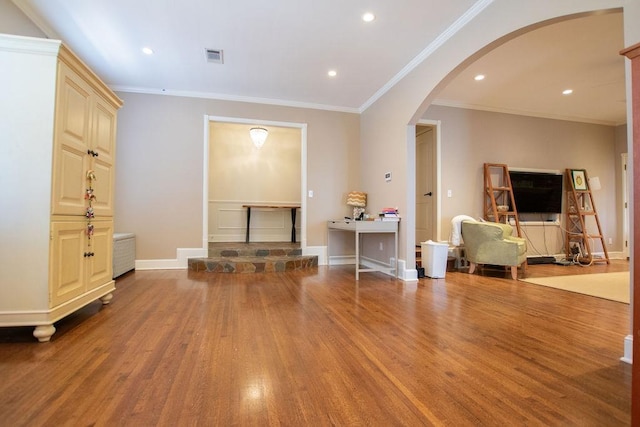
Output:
[208, 242, 301, 257]
[189, 255, 317, 273]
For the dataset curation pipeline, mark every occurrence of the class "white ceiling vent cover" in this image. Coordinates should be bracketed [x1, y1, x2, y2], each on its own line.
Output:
[205, 48, 224, 64]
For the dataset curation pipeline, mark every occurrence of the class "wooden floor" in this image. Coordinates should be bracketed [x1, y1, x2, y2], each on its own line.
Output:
[0, 261, 631, 426]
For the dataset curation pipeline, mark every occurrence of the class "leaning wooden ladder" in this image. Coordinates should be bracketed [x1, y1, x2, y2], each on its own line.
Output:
[483, 163, 522, 237]
[565, 168, 609, 264]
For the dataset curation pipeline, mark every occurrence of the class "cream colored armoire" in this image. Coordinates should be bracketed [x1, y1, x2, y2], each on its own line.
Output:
[0, 34, 123, 342]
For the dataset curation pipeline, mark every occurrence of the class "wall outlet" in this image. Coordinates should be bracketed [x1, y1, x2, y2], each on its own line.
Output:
[379, 242, 383, 251]
[608, 237, 613, 244]
[447, 189, 452, 198]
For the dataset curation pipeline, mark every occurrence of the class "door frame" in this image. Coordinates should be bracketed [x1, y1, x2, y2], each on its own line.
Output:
[202, 115, 308, 251]
[622, 153, 629, 259]
[416, 119, 442, 242]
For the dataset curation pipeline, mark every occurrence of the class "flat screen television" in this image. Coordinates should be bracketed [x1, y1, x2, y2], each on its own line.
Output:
[508, 171, 563, 214]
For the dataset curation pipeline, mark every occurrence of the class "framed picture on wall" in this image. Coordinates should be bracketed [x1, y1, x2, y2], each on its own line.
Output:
[570, 169, 588, 190]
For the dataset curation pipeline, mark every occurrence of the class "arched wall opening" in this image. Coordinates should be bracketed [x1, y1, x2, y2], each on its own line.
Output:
[362, 3, 627, 279]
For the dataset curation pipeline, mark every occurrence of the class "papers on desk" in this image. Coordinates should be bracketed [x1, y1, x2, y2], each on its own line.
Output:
[376, 207, 400, 221]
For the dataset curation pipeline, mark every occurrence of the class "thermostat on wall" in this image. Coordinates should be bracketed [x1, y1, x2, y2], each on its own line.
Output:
[385, 172, 391, 182]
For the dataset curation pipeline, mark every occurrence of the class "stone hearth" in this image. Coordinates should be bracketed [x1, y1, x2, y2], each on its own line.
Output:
[188, 242, 317, 273]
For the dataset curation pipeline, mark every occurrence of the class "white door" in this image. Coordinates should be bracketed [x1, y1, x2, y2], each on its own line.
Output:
[415, 126, 435, 244]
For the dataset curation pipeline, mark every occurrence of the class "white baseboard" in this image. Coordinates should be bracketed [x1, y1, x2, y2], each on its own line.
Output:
[607, 251, 626, 260]
[621, 334, 633, 364]
[328, 255, 357, 265]
[135, 247, 207, 270]
[304, 245, 327, 265]
[134, 245, 420, 281]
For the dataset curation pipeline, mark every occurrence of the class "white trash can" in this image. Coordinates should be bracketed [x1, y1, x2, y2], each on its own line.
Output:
[421, 240, 449, 278]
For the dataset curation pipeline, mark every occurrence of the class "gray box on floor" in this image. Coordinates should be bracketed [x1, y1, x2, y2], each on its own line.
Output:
[113, 233, 135, 278]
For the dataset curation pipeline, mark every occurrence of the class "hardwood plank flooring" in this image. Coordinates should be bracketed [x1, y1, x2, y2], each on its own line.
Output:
[0, 261, 631, 426]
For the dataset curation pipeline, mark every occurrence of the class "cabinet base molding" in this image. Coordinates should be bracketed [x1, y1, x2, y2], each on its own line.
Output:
[0, 281, 115, 342]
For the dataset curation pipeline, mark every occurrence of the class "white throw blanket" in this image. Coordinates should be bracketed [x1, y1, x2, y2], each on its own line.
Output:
[449, 215, 476, 246]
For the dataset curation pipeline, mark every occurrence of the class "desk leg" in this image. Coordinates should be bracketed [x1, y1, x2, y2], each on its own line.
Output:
[394, 229, 398, 278]
[291, 208, 297, 243]
[245, 207, 251, 243]
[355, 230, 360, 280]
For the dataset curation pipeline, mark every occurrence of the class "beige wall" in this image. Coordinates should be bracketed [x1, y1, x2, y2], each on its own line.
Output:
[423, 105, 624, 253]
[114, 92, 360, 259]
[210, 122, 301, 203]
[0, 0, 45, 37]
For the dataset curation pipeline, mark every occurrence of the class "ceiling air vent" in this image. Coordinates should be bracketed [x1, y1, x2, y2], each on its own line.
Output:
[205, 48, 224, 64]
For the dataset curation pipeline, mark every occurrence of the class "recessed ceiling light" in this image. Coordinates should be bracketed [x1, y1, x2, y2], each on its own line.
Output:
[362, 12, 376, 22]
[563, 89, 573, 95]
[328, 70, 337, 77]
[474, 74, 485, 81]
[142, 47, 154, 55]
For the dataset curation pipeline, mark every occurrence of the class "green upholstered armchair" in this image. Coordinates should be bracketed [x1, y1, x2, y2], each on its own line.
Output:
[461, 220, 527, 279]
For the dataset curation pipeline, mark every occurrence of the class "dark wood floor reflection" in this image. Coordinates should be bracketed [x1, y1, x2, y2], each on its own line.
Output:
[0, 261, 631, 425]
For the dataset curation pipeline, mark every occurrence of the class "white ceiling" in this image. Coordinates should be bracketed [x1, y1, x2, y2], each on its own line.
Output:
[13, 1, 626, 125]
[434, 11, 627, 126]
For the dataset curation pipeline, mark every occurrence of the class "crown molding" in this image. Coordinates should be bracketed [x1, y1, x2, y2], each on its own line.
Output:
[0, 33, 60, 55]
[359, 0, 494, 113]
[111, 86, 360, 114]
[431, 99, 625, 127]
[10, 0, 61, 40]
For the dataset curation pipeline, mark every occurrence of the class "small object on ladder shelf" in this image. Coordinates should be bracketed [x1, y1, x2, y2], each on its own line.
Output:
[483, 163, 522, 237]
[565, 168, 609, 265]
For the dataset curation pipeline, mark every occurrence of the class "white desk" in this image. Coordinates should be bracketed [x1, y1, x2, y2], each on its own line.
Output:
[327, 220, 399, 280]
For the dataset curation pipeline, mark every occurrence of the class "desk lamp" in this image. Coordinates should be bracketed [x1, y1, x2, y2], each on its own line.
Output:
[347, 191, 367, 220]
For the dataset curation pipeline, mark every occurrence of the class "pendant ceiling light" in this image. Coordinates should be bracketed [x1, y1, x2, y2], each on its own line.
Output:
[249, 127, 268, 148]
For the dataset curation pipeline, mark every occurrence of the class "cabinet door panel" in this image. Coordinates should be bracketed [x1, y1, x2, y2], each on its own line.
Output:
[56, 65, 91, 146]
[86, 221, 113, 290]
[52, 62, 91, 215]
[90, 157, 114, 216]
[50, 222, 86, 307]
[51, 146, 87, 215]
[92, 96, 117, 165]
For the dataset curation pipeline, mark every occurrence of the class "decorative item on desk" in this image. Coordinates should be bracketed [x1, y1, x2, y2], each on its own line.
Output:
[346, 191, 367, 220]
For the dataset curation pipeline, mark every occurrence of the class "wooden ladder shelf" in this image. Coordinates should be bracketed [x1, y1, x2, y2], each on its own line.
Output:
[483, 163, 521, 237]
[565, 169, 609, 264]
